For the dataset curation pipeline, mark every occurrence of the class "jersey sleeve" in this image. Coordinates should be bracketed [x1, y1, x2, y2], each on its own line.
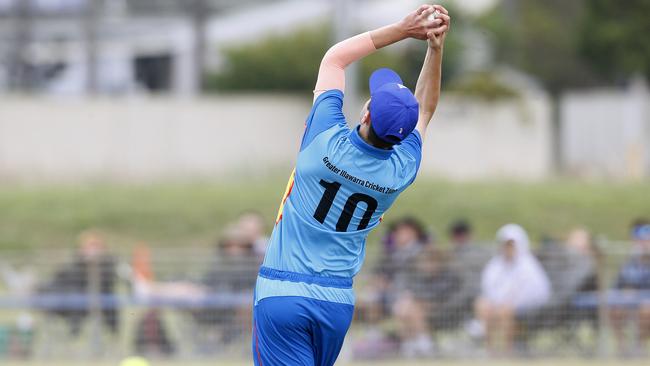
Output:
[300, 89, 347, 151]
[397, 129, 423, 172]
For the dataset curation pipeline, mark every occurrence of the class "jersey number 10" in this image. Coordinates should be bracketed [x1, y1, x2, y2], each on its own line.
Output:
[313, 179, 378, 232]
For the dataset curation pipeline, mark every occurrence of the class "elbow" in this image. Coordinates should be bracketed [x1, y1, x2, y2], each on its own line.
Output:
[320, 43, 346, 70]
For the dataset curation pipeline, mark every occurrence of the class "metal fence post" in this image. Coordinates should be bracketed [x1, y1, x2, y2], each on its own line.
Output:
[596, 237, 611, 359]
[88, 258, 104, 358]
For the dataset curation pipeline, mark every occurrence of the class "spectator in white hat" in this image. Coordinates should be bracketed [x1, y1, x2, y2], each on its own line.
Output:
[474, 224, 551, 355]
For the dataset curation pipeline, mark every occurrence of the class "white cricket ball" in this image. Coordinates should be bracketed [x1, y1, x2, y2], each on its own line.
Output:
[427, 10, 441, 22]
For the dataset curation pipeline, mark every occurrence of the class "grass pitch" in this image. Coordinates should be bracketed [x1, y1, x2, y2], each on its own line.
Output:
[1, 178, 649, 251]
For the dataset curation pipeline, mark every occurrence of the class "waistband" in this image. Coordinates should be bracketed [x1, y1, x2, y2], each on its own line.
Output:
[258, 266, 353, 289]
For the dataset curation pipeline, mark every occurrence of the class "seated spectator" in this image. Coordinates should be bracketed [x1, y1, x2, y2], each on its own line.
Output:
[131, 225, 258, 351]
[379, 216, 431, 283]
[609, 218, 650, 356]
[202, 224, 259, 297]
[353, 217, 431, 358]
[235, 211, 269, 259]
[393, 247, 460, 358]
[474, 224, 551, 355]
[364, 217, 431, 319]
[443, 219, 491, 329]
[564, 228, 600, 294]
[132, 220, 261, 303]
[194, 225, 258, 343]
[38, 230, 119, 337]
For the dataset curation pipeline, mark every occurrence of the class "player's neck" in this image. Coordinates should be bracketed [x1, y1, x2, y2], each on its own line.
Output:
[358, 125, 373, 145]
[359, 124, 392, 150]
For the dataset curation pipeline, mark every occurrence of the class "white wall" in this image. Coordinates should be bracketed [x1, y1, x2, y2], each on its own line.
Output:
[561, 80, 650, 180]
[0, 93, 554, 182]
[422, 93, 552, 180]
[0, 95, 306, 181]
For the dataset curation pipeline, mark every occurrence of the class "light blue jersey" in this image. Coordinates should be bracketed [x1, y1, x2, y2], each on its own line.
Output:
[255, 89, 422, 306]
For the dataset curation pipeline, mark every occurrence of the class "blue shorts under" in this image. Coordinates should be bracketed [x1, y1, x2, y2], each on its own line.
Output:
[252, 296, 354, 366]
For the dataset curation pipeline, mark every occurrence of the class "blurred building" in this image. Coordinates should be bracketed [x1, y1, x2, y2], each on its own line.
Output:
[0, 0, 498, 96]
[0, 0, 200, 94]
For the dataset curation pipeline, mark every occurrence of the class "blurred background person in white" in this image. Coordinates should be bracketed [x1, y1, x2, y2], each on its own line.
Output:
[474, 224, 551, 355]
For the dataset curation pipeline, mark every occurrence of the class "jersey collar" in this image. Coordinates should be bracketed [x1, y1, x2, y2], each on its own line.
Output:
[349, 126, 394, 160]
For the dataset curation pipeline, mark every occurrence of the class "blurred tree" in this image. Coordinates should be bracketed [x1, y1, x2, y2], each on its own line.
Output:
[205, 25, 462, 93]
[447, 72, 518, 100]
[580, 0, 650, 83]
[205, 27, 329, 92]
[479, 0, 600, 93]
[478, 0, 606, 173]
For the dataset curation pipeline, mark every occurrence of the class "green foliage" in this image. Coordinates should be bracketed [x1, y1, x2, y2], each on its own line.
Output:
[580, 0, 650, 82]
[478, 0, 650, 90]
[447, 71, 519, 100]
[206, 24, 463, 93]
[478, 0, 599, 93]
[205, 27, 329, 91]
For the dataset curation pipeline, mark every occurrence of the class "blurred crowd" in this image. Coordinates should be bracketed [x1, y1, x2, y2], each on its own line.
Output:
[354, 217, 650, 359]
[1, 214, 650, 360]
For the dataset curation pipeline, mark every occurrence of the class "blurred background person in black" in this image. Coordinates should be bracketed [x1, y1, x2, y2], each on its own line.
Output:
[38, 230, 119, 337]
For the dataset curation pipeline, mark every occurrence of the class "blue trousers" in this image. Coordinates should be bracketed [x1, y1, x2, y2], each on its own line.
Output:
[252, 296, 354, 366]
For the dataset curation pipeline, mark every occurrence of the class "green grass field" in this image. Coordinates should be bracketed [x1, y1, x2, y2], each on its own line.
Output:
[1, 178, 649, 251]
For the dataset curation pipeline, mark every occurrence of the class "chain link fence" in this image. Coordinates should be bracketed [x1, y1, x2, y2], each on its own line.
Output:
[0, 240, 649, 362]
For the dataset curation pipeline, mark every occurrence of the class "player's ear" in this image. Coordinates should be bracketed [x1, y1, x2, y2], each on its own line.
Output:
[361, 110, 371, 125]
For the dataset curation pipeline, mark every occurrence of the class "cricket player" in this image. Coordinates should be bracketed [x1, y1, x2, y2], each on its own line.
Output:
[253, 4, 450, 365]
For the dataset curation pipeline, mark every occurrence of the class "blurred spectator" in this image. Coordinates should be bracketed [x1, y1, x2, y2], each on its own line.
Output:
[449, 219, 472, 249]
[130, 224, 258, 353]
[194, 224, 258, 345]
[474, 224, 551, 355]
[393, 247, 460, 358]
[444, 219, 491, 329]
[379, 216, 431, 282]
[609, 218, 650, 356]
[354, 217, 431, 358]
[370, 217, 431, 319]
[236, 211, 269, 259]
[512, 228, 601, 353]
[131, 218, 261, 302]
[38, 230, 119, 337]
[202, 224, 259, 296]
[564, 228, 600, 294]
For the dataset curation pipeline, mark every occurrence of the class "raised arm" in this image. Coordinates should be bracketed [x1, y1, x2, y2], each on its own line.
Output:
[414, 5, 450, 138]
[314, 4, 444, 102]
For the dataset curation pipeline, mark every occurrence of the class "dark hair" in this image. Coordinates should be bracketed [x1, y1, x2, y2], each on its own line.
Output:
[387, 216, 430, 244]
[368, 124, 394, 150]
[449, 219, 472, 237]
[631, 218, 650, 230]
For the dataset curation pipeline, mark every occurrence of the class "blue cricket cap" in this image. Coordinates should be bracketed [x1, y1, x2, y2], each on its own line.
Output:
[368, 68, 419, 144]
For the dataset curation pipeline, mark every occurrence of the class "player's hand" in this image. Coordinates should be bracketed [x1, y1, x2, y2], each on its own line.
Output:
[398, 4, 446, 40]
[426, 5, 450, 50]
